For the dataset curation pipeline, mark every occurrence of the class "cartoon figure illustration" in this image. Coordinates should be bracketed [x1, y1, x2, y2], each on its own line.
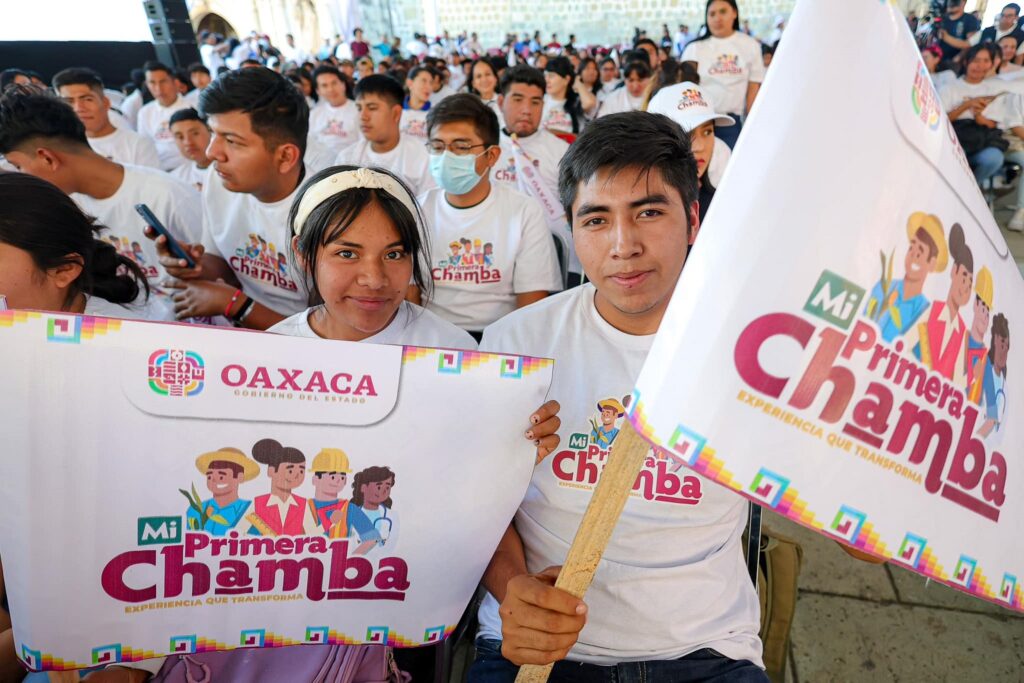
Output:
[483, 242, 494, 266]
[277, 251, 288, 276]
[257, 236, 270, 265]
[245, 234, 261, 260]
[461, 238, 473, 261]
[131, 241, 147, 266]
[966, 267, 994, 403]
[978, 313, 1010, 438]
[245, 438, 308, 537]
[907, 223, 972, 385]
[182, 447, 259, 535]
[301, 448, 378, 552]
[865, 212, 948, 343]
[590, 398, 626, 449]
[448, 241, 463, 266]
[351, 466, 397, 551]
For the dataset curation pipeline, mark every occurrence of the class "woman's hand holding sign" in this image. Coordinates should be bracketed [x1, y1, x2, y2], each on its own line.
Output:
[499, 566, 587, 666]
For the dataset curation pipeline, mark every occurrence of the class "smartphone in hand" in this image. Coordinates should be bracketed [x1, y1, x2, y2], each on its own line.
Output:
[134, 203, 196, 268]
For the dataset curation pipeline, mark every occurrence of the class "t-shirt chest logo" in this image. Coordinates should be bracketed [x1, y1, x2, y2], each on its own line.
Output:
[550, 393, 704, 506]
[230, 233, 299, 292]
[544, 109, 572, 132]
[155, 121, 174, 141]
[103, 235, 159, 280]
[708, 53, 743, 76]
[404, 118, 427, 138]
[494, 155, 539, 184]
[323, 118, 352, 138]
[433, 238, 502, 284]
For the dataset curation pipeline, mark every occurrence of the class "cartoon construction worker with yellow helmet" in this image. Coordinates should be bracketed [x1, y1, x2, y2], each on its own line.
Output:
[301, 448, 377, 549]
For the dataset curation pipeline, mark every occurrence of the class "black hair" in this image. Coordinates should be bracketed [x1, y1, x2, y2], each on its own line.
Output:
[558, 111, 699, 228]
[1005, 3, 1022, 15]
[600, 57, 619, 71]
[142, 60, 173, 77]
[251, 438, 305, 469]
[169, 107, 207, 127]
[545, 57, 584, 133]
[989, 313, 1010, 368]
[187, 62, 211, 76]
[240, 58, 264, 68]
[634, 37, 659, 52]
[288, 165, 432, 305]
[499, 64, 546, 96]
[576, 57, 602, 95]
[312, 65, 354, 99]
[691, 0, 741, 43]
[52, 67, 105, 94]
[622, 48, 652, 67]
[407, 65, 436, 83]
[351, 466, 395, 508]
[0, 86, 88, 154]
[426, 92, 500, 147]
[199, 67, 308, 156]
[0, 172, 149, 306]
[948, 223, 974, 273]
[624, 60, 653, 80]
[467, 58, 499, 97]
[962, 42, 999, 75]
[354, 73, 406, 107]
[0, 69, 29, 92]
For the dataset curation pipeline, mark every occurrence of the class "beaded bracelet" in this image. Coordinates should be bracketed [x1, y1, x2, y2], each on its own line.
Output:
[224, 288, 243, 318]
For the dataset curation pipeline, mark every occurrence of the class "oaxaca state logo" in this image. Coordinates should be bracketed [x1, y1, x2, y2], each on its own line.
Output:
[148, 349, 205, 397]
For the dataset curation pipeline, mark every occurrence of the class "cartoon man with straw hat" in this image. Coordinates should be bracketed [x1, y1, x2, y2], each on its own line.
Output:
[865, 211, 948, 343]
[590, 398, 626, 449]
[184, 447, 260, 535]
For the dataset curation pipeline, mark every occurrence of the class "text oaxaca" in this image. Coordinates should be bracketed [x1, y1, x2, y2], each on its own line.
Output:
[731, 217, 1011, 523]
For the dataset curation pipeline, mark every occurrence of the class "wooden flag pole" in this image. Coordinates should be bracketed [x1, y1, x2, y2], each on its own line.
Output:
[514, 419, 651, 683]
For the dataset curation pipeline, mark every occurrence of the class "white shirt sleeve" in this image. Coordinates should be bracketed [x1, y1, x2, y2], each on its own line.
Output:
[166, 181, 204, 245]
[136, 135, 162, 169]
[939, 80, 963, 114]
[681, 41, 698, 63]
[200, 178, 224, 258]
[512, 197, 563, 294]
[746, 38, 767, 84]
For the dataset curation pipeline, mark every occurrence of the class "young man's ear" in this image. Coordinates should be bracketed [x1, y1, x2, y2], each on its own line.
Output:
[291, 236, 307, 271]
[687, 200, 701, 246]
[36, 147, 62, 173]
[276, 142, 303, 174]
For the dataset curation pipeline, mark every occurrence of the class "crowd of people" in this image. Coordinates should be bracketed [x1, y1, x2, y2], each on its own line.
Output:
[1, 1, 891, 682]
[917, 0, 1024, 231]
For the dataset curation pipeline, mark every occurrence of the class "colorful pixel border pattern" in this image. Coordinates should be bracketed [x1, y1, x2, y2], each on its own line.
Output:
[18, 626, 459, 672]
[628, 391, 1022, 614]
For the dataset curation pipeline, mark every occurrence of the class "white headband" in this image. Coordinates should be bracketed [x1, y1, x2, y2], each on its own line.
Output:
[292, 167, 420, 237]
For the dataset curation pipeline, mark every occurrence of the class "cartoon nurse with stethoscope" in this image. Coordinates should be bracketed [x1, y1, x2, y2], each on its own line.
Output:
[351, 466, 398, 554]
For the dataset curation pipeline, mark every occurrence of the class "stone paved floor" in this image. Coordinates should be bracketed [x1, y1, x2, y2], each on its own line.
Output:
[779, 190, 1024, 683]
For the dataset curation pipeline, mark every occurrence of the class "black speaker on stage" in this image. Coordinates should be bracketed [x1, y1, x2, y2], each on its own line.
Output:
[142, 0, 201, 68]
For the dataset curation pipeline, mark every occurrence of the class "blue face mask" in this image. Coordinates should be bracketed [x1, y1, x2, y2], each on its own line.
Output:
[429, 150, 485, 195]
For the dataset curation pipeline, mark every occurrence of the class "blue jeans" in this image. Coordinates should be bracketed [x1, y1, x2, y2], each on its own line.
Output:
[467, 637, 769, 683]
[969, 146, 1004, 184]
[716, 116, 743, 150]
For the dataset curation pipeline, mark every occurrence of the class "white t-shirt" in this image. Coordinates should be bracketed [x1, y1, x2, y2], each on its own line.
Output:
[939, 77, 1006, 120]
[136, 94, 192, 171]
[200, 43, 225, 72]
[931, 69, 958, 91]
[475, 284, 762, 667]
[109, 109, 135, 131]
[269, 301, 477, 349]
[708, 136, 731, 189]
[84, 291, 174, 322]
[72, 165, 201, 319]
[120, 89, 142, 128]
[170, 161, 211, 192]
[429, 85, 456, 106]
[480, 97, 505, 128]
[682, 33, 766, 116]
[400, 107, 430, 139]
[597, 87, 643, 117]
[417, 183, 562, 332]
[336, 136, 437, 196]
[309, 100, 361, 154]
[598, 80, 622, 102]
[88, 126, 161, 169]
[491, 129, 578, 274]
[200, 173, 309, 316]
[541, 97, 574, 134]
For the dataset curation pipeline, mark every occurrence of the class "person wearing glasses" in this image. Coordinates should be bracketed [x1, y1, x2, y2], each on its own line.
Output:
[414, 93, 562, 338]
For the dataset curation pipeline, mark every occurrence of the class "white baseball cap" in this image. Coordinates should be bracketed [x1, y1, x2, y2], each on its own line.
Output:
[646, 82, 735, 132]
